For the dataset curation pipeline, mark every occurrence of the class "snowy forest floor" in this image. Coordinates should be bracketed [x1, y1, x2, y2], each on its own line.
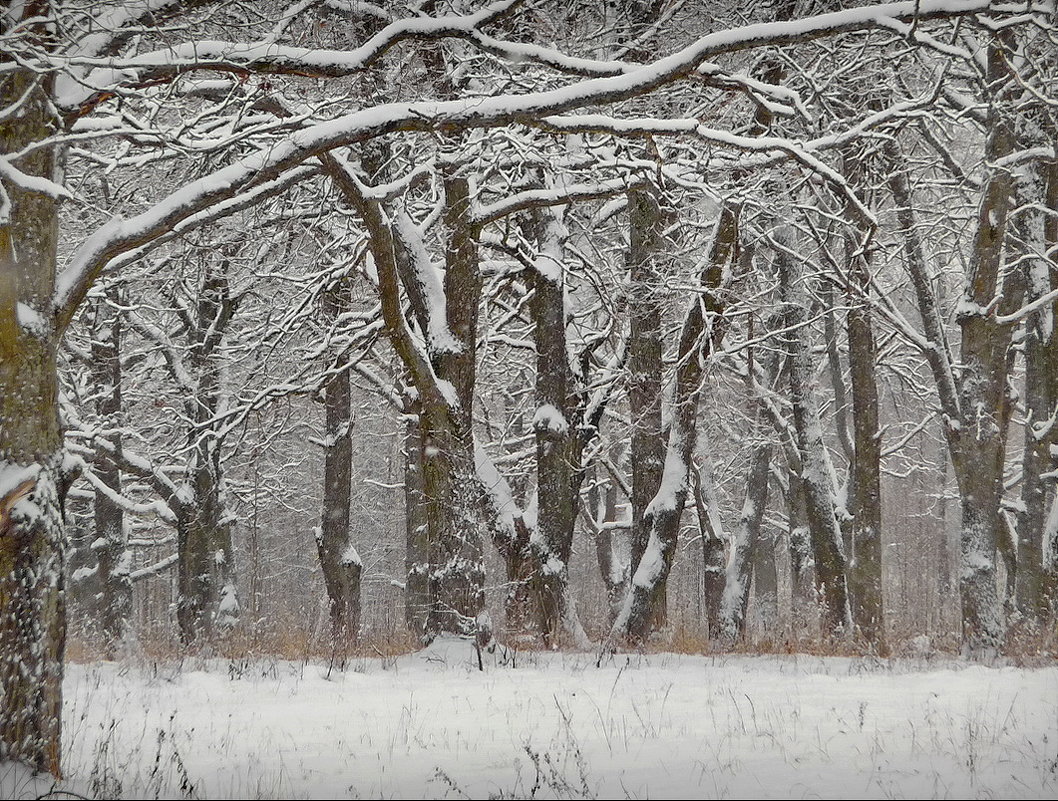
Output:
[3, 638, 1057, 800]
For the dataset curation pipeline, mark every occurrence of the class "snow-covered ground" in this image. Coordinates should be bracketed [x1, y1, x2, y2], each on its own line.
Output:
[3, 638, 1056, 799]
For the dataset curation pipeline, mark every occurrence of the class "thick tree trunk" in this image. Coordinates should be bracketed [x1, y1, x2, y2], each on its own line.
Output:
[1015, 153, 1058, 625]
[529, 208, 581, 646]
[613, 205, 737, 643]
[421, 425, 486, 636]
[89, 289, 131, 655]
[421, 170, 486, 637]
[776, 240, 850, 636]
[949, 40, 1023, 656]
[0, 64, 65, 774]
[845, 233, 886, 652]
[316, 278, 362, 652]
[626, 187, 668, 627]
[176, 263, 238, 644]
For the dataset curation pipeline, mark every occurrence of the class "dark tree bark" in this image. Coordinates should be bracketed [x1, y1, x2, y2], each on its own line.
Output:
[776, 238, 850, 636]
[612, 204, 738, 643]
[0, 60, 64, 775]
[841, 173, 886, 652]
[626, 186, 668, 627]
[84, 287, 132, 655]
[528, 207, 583, 646]
[315, 276, 363, 652]
[884, 35, 1024, 655]
[176, 260, 239, 644]
[1014, 146, 1058, 625]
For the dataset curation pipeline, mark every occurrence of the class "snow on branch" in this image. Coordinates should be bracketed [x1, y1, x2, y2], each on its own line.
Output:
[56, 0, 524, 111]
[49, 0, 1004, 332]
[472, 177, 647, 227]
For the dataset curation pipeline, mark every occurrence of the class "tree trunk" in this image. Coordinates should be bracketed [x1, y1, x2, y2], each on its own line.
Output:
[316, 277, 362, 653]
[403, 397, 431, 638]
[626, 186, 668, 628]
[528, 207, 581, 646]
[1014, 148, 1058, 625]
[950, 39, 1023, 656]
[89, 288, 131, 655]
[776, 239, 850, 636]
[0, 63, 65, 774]
[612, 205, 737, 643]
[176, 262, 238, 644]
[719, 440, 773, 642]
[845, 228, 886, 652]
[586, 472, 628, 625]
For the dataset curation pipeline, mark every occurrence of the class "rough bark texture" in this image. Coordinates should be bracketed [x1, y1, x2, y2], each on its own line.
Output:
[718, 438, 773, 642]
[777, 241, 850, 636]
[86, 289, 131, 655]
[328, 150, 486, 640]
[951, 40, 1023, 655]
[614, 204, 737, 643]
[316, 277, 362, 651]
[844, 215, 886, 652]
[1014, 144, 1058, 625]
[626, 186, 667, 627]
[403, 398, 430, 637]
[176, 263, 238, 644]
[421, 170, 486, 636]
[0, 61, 65, 775]
[528, 208, 578, 646]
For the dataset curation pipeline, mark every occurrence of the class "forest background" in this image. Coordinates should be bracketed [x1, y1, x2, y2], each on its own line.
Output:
[1, 0, 1057, 779]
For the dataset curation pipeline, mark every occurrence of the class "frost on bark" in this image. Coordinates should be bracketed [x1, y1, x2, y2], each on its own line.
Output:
[70, 287, 131, 656]
[695, 454, 728, 639]
[718, 344, 778, 642]
[776, 238, 850, 636]
[612, 203, 738, 644]
[528, 206, 583, 647]
[176, 262, 239, 645]
[948, 39, 1023, 656]
[329, 143, 487, 640]
[584, 469, 628, 625]
[626, 185, 668, 628]
[1013, 128, 1058, 625]
[403, 395, 431, 636]
[841, 151, 886, 653]
[316, 275, 362, 652]
[885, 35, 1023, 655]
[0, 63, 64, 774]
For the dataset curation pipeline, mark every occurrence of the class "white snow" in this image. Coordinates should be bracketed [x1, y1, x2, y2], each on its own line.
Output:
[340, 543, 362, 567]
[4, 647, 1055, 799]
[532, 403, 570, 435]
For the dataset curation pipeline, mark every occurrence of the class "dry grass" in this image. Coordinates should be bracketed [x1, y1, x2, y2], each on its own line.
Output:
[65, 612, 1057, 666]
[65, 624, 421, 665]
